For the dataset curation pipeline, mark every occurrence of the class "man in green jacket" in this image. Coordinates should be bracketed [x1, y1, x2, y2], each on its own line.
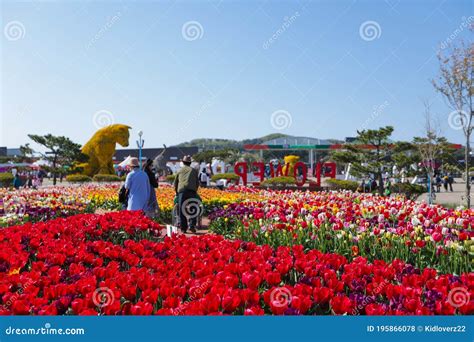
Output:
[173, 155, 199, 233]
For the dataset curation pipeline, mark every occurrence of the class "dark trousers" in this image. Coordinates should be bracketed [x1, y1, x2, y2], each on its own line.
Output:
[178, 190, 198, 231]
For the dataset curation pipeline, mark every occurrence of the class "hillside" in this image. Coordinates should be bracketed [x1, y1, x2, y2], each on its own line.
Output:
[176, 133, 289, 149]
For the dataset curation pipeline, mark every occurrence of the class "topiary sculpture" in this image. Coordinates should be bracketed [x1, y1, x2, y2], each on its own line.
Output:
[282, 155, 300, 176]
[80, 124, 131, 176]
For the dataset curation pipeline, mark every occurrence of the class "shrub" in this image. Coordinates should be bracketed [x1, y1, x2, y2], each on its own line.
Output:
[66, 174, 92, 183]
[93, 174, 121, 182]
[0, 173, 14, 187]
[326, 179, 359, 191]
[390, 183, 425, 198]
[260, 176, 296, 187]
[211, 173, 239, 182]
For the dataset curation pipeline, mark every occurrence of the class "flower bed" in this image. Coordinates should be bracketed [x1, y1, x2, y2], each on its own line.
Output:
[209, 190, 473, 274]
[0, 211, 471, 315]
[0, 185, 264, 227]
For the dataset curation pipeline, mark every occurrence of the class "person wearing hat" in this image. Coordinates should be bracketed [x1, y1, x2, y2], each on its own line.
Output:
[124, 157, 151, 211]
[174, 155, 199, 233]
[143, 158, 159, 217]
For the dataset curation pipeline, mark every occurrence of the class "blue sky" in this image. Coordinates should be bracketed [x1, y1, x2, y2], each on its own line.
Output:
[1, 0, 472, 149]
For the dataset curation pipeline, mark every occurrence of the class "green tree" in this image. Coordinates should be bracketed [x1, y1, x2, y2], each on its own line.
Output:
[332, 126, 394, 195]
[391, 141, 421, 178]
[19, 143, 34, 157]
[27, 134, 87, 185]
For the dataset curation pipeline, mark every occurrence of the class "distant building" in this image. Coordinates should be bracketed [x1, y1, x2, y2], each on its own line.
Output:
[113, 146, 198, 163]
[262, 136, 332, 146]
[7, 148, 21, 156]
[0, 147, 21, 157]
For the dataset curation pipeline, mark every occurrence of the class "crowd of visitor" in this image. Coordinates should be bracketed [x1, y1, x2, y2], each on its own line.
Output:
[11, 169, 45, 189]
[118, 155, 201, 234]
[433, 173, 454, 192]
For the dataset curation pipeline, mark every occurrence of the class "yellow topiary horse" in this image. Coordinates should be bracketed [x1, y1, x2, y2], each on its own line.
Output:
[80, 124, 131, 176]
[282, 155, 300, 176]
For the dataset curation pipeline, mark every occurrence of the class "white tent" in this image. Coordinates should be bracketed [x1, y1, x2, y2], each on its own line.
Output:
[32, 159, 51, 167]
[118, 156, 133, 168]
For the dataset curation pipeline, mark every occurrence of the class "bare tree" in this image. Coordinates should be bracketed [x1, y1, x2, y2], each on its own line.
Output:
[432, 41, 473, 207]
[413, 102, 450, 204]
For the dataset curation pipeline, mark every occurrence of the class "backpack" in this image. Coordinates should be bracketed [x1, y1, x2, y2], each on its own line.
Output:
[118, 185, 128, 204]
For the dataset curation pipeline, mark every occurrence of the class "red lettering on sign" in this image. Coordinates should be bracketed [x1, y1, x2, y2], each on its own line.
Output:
[233, 161, 336, 186]
[293, 162, 307, 186]
[323, 162, 336, 178]
[234, 162, 248, 185]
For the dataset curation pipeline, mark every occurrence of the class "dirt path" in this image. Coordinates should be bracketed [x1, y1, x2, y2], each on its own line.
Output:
[162, 216, 211, 237]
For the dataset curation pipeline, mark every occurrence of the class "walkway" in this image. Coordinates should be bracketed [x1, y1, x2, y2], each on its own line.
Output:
[417, 178, 472, 208]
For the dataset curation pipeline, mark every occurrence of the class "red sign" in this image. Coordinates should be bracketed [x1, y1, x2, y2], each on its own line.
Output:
[234, 162, 336, 187]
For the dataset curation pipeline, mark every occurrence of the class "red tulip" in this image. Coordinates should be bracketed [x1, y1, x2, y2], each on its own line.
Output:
[432, 232, 442, 242]
[265, 271, 281, 286]
[313, 287, 333, 305]
[365, 303, 386, 315]
[291, 295, 312, 314]
[71, 298, 84, 314]
[79, 308, 98, 315]
[415, 240, 426, 248]
[12, 300, 30, 315]
[242, 271, 262, 290]
[330, 295, 353, 315]
[244, 306, 264, 315]
[222, 293, 241, 313]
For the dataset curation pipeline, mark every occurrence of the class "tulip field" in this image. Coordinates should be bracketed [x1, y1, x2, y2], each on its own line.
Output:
[0, 184, 472, 315]
[0, 184, 262, 227]
[209, 191, 473, 275]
